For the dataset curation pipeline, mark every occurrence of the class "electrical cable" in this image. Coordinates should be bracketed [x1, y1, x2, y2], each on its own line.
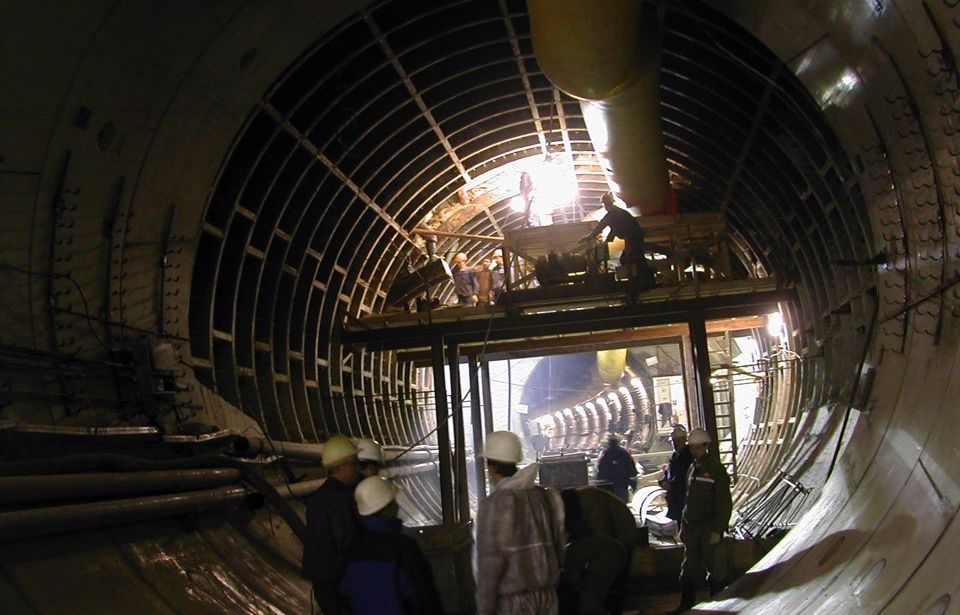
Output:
[0, 261, 114, 354]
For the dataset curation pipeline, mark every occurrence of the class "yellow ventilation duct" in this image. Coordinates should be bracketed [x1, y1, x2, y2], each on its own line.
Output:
[596, 348, 627, 384]
[528, 0, 673, 215]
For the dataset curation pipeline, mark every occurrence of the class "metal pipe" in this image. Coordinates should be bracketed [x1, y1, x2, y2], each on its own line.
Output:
[236, 437, 325, 461]
[0, 486, 255, 542]
[383, 462, 440, 478]
[0, 468, 242, 505]
[234, 438, 438, 463]
[0, 421, 161, 442]
[161, 429, 239, 446]
[383, 446, 438, 463]
[273, 477, 325, 499]
[0, 422, 241, 448]
[0, 453, 271, 477]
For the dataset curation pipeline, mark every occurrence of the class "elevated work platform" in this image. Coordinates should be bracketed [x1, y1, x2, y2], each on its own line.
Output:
[343, 277, 794, 352]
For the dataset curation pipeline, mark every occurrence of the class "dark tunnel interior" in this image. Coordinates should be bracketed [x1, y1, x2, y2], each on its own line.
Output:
[1, 0, 959, 613]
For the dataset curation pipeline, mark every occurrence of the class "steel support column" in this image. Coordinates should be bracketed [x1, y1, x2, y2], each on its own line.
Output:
[680, 332, 698, 428]
[480, 359, 494, 435]
[689, 314, 719, 457]
[430, 336, 455, 524]
[468, 355, 486, 501]
[447, 341, 470, 522]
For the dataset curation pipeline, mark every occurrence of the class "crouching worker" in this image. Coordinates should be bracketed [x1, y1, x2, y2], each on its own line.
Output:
[558, 488, 628, 615]
[340, 476, 443, 615]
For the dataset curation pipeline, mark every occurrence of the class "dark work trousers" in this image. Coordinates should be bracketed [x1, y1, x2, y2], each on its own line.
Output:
[314, 583, 349, 615]
[679, 524, 728, 587]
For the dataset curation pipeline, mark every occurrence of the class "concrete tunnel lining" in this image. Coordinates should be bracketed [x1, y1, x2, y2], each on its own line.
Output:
[0, 0, 958, 613]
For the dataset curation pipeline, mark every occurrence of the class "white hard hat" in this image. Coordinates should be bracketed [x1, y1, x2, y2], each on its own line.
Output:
[355, 476, 398, 516]
[687, 428, 711, 445]
[671, 425, 688, 439]
[355, 438, 384, 465]
[322, 435, 358, 468]
[484, 430, 522, 464]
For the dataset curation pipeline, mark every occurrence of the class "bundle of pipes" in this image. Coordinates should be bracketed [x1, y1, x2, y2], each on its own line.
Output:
[0, 465, 258, 543]
[0, 450, 318, 545]
[0, 423, 446, 543]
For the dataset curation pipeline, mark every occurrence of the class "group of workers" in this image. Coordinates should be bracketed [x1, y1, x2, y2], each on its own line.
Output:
[449, 192, 653, 306]
[452, 250, 505, 307]
[302, 424, 731, 615]
[302, 436, 443, 615]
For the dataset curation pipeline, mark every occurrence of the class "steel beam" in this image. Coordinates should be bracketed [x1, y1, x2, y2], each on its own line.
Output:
[430, 336, 455, 525]
[447, 341, 470, 522]
[468, 356, 486, 501]
[397, 317, 765, 365]
[689, 314, 719, 457]
[344, 288, 795, 351]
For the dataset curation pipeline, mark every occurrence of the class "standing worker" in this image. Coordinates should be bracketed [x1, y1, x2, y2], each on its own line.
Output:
[340, 476, 443, 615]
[596, 434, 639, 502]
[452, 252, 479, 306]
[475, 258, 493, 305]
[303, 435, 362, 614]
[581, 193, 653, 299]
[476, 431, 565, 615]
[355, 437, 385, 477]
[659, 425, 694, 526]
[672, 428, 732, 613]
[490, 249, 505, 302]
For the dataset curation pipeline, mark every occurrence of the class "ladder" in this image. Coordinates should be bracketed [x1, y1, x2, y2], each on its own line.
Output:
[712, 375, 739, 482]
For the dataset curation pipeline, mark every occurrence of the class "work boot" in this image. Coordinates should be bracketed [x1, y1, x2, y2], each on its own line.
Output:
[670, 583, 698, 614]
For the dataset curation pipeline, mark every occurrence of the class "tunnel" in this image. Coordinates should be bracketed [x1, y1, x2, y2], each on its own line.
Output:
[1, 0, 958, 613]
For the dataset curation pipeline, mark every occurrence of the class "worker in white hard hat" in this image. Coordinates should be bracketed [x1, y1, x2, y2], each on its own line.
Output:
[671, 427, 732, 613]
[659, 424, 693, 523]
[340, 476, 442, 615]
[355, 438, 384, 477]
[475, 430, 565, 615]
[302, 434, 361, 615]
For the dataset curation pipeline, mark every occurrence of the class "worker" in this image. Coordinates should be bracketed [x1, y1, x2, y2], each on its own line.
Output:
[476, 430, 565, 615]
[475, 258, 493, 305]
[558, 530, 626, 615]
[581, 192, 653, 299]
[452, 252, 479, 306]
[355, 437, 384, 477]
[560, 486, 638, 615]
[490, 248, 505, 301]
[659, 424, 693, 525]
[303, 435, 362, 614]
[673, 428, 732, 613]
[596, 434, 639, 502]
[340, 476, 443, 615]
